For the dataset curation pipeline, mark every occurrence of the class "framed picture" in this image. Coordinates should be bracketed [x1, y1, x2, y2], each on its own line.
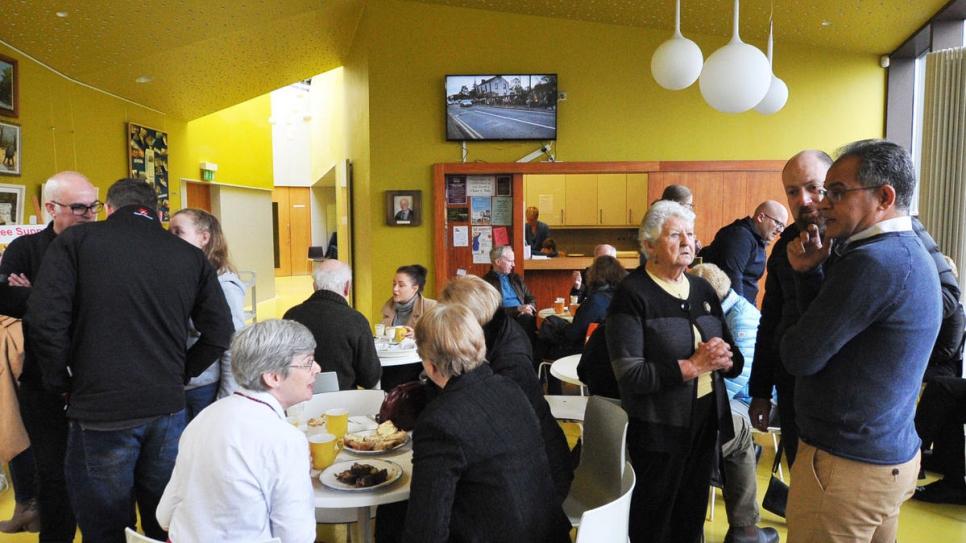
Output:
[0, 121, 20, 176]
[128, 123, 170, 221]
[0, 182, 25, 225]
[385, 190, 422, 226]
[0, 54, 18, 118]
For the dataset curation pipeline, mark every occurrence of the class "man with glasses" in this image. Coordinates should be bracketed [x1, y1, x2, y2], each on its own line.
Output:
[25, 178, 234, 542]
[699, 200, 789, 305]
[781, 140, 941, 542]
[0, 170, 100, 541]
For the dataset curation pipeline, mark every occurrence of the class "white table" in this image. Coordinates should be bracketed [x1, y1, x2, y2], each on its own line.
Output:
[538, 308, 574, 322]
[550, 354, 587, 395]
[313, 440, 413, 543]
[377, 350, 421, 367]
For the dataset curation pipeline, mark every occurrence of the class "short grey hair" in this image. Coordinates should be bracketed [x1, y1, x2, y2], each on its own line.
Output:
[439, 275, 502, 326]
[836, 139, 916, 212]
[489, 245, 512, 264]
[230, 319, 316, 391]
[639, 200, 696, 251]
[43, 171, 90, 203]
[313, 260, 352, 293]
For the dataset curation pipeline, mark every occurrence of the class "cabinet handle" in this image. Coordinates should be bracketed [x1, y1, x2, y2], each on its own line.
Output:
[599, 209, 603, 224]
[561, 209, 565, 224]
[628, 209, 632, 224]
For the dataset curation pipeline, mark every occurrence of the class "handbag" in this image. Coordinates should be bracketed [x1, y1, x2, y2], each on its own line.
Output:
[539, 314, 572, 344]
[376, 379, 431, 431]
[761, 438, 789, 518]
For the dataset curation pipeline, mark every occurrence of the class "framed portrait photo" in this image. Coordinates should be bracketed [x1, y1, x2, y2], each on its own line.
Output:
[0, 182, 26, 225]
[0, 121, 21, 176]
[0, 54, 18, 118]
[385, 190, 422, 226]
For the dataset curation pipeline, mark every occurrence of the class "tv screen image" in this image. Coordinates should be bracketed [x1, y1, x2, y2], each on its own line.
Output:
[446, 74, 557, 141]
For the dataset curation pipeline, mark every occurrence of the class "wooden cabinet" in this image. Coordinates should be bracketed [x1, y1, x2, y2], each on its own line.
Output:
[564, 174, 598, 225]
[597, 174, 627, 225]
[626, 173, 649, 226]
[525, 174, 565, 226]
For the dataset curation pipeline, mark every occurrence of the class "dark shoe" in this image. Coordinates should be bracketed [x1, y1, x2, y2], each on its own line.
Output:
[724, 526, 780, 543]
[913, 479, 966, 505]
[0, 499, 39, 534]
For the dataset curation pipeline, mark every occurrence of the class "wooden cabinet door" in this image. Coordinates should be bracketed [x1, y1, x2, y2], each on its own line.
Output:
[597, 174, 627, 225]
[525, 174, 566, 226]
[565, 174, 597, 225]
[626, 173, 649, 226]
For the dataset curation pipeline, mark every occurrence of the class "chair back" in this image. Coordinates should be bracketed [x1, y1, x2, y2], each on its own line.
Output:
[585, 322, 599, 344]
[312, 371, 340, 394]
[237, 270, 257, 323]
[575, 462, 636, 543]
[562, 395, 629, 526]
[125, 528, 163, 543]
[308, 246, 327, 261]
[302, 389, 387, 422]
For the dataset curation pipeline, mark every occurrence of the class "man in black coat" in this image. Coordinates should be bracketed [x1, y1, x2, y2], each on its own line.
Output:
[284, 259, 381, 390]
[481, 245, 538, 349]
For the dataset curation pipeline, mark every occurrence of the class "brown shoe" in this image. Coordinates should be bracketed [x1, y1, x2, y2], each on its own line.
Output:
[0, 498, 40, 533]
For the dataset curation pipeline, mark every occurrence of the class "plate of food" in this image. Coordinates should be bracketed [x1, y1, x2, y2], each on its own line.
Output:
[320, 460, 402, 492]
[344, 421, 409, 454]
[375, 338, 418, 358]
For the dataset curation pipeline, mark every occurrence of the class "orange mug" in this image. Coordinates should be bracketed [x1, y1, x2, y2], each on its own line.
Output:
[569, 303, 579, 314]
[553, 299, 565, 314]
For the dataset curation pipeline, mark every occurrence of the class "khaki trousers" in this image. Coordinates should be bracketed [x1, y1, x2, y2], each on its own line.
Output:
[787, 441, 919, 543]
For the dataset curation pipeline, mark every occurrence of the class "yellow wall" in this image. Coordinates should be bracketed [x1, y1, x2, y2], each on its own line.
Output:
[349, 0, 886, 320]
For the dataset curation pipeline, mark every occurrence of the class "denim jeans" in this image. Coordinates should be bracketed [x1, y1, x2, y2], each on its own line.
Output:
[65, 411, 185, 543]
[184, 382, 218, 423]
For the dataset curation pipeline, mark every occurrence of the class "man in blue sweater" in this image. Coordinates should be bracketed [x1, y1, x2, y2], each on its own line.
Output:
[780, 140, 942, 543]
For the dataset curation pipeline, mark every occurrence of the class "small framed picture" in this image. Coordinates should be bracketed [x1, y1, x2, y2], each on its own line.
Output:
[0, 182, 26, 225]
[0, 121, 21, 176]
[0, 54, 18, 118]
[385, 190, 422, 226]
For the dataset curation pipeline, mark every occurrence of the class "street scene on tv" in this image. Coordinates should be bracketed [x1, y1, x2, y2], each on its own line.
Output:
[446, 74, 557, 141]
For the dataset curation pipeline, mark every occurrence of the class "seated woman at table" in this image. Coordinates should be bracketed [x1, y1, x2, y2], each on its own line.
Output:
[606, 201, 742, 543]
[404, 304, 572, 543]
[157, 319, 319, 543]
[380, 264, 437, 389]
[440, 275, 573, 501]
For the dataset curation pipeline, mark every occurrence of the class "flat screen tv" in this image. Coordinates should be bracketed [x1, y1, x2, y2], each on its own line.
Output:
[446, 74, 557, 141]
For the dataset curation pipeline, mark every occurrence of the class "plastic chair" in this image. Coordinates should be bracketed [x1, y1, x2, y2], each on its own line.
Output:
[237, 270, 257, 323]
[563, 396, 630, 527]
[311, 371, 340, 394]
[585, 322, 599, 344]
[301, 389, 386, 422]
[575, 461, 636, 543]
[125, 528, 163, 543]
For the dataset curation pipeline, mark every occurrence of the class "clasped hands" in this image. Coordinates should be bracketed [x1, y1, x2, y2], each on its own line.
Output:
[680, 337, 733, 381]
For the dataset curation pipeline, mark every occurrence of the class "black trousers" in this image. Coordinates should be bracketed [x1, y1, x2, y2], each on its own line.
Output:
[627, 394, 717, 543]
[775, 367, 799, 467]
[18, 383, 77, 543]
[915, 376, 966, 481]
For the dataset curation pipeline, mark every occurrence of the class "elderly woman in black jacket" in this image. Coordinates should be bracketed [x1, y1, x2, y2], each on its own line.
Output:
[607, 200, 743, 543]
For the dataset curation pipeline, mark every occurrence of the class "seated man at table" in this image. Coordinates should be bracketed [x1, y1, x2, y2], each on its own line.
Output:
[482, 245, 538, 349]
[157, 319, 319, 543]
[284, 259, 382, 390]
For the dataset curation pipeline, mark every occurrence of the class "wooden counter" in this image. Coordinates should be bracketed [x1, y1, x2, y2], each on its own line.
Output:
[522, 256, 640, 311]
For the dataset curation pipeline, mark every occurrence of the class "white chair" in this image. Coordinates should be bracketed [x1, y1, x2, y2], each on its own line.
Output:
[311, 371, 340, 394]
[237, 270, 257, 323]
[301, 389, 386, 421]
[575, 461, 636, 543]
[563, 396, 629, 528]
[125, 528, 162, 543]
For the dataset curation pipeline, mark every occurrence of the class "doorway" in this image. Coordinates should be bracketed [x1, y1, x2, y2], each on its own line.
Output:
[272, 186, 312, 277]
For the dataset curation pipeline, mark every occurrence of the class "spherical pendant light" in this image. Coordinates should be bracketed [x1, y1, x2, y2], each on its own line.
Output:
[754, 21, 788, 115]
[699, 0, 772, 113]
[651, 0, 704, 90]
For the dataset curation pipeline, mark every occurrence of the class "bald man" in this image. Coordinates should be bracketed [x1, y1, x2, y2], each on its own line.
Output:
[0, 171, 99, 541]
[283, 259, 382, 390]
[699, 200, 789, 305]
[570, 244, 619, 303]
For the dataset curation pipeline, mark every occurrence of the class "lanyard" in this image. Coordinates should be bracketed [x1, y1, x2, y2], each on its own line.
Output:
[233, 392, 281, 419]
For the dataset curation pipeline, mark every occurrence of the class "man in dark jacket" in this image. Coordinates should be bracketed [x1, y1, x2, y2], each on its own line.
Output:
[482, 245, 538, 348]
[700, 200, 788, 305]
[25, 178, 234, 542]
[284, 259, 381, 390]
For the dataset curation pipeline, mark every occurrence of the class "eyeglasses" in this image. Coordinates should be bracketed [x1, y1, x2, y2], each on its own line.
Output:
[762, 213, 785, 232]
[290, 358, 317, 370]
[52, 200, 104, 216]
[817, 185, 883, 204]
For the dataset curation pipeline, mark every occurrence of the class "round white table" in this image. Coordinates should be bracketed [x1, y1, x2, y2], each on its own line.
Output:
[377, 350, 421, 367]
[313, 436, 413, 543]
[538, 308, 573, 322]
[550, 354, 587, 395]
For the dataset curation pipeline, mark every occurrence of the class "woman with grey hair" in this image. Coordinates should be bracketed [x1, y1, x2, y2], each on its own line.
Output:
[157, 319, 319, 543]
[403, 304, 571, 543]
[607, 201, 743, 543]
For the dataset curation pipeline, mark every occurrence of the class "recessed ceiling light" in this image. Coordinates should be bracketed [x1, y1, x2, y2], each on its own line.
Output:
[56, 12, 68, 18]
[821, 21, 832, 27]
[135, 76, 153, 83]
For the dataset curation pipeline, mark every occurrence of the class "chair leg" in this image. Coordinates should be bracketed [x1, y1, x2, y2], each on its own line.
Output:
[707, 486, 715, 521]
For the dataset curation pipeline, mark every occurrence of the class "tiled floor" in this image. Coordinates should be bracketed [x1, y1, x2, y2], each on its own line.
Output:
[3, 274, 965, 542]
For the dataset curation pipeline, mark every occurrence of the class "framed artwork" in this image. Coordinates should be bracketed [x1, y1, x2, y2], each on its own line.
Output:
[385, 190, 422, 226]
[0, 54, 18, 118]
[128, 123, 170, 221]
[0, 121, 20, 176]
[0, 182, 25, 225]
